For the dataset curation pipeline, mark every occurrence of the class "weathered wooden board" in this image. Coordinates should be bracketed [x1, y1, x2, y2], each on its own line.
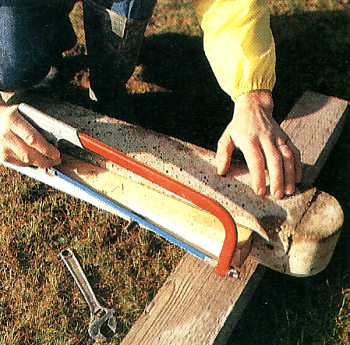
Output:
[281, 92, 349, 187]
[120, 254, 265, 345]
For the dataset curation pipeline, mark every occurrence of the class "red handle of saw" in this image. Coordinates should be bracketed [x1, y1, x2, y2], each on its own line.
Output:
[78, 132, 237, 276]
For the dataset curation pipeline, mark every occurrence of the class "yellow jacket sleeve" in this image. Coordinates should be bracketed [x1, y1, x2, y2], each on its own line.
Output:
[192, 0, 276, 101]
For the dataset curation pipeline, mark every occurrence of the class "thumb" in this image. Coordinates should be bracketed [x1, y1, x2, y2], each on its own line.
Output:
[216, 129, 235, 175]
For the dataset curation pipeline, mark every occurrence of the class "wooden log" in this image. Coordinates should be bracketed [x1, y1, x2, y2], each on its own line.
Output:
[251, 91, 347, 276]
[251, 188, 343, 276]
[10, 91, 346, 277]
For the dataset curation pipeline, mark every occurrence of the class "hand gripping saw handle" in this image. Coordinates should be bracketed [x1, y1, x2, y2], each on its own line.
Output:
[18, 103, 238, 277]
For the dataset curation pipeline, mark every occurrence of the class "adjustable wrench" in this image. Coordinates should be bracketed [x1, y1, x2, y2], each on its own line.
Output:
[60, 248, 117, 341]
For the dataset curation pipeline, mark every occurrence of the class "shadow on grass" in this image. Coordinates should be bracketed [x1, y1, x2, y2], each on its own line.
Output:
[272, 9, 350, 121]
[133, 32, 234, 151]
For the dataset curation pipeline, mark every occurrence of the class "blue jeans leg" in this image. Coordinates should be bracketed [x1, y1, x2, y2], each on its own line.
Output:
[111, 0, 157, 20]
[0, 4, 76, 92]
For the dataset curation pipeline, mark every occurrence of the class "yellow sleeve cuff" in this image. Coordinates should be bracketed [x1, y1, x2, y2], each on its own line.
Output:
[193, 0, 276, 101]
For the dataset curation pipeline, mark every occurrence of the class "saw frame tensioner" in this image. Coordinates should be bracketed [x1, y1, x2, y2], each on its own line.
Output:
[17, 103, 239, 277]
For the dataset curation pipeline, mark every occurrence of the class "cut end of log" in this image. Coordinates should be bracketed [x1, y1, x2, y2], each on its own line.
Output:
[251, 189, 344, 277]
[295, 190, 344, 242]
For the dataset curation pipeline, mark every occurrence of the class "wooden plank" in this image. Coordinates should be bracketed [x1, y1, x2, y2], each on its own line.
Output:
[50, 156, 343, 277]
[120, 254, 265, 345]
[281, 91, 349, 187]
[120, 92, 349, 345]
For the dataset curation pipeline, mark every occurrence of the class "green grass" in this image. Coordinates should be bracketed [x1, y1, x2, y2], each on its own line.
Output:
[2, 0, 350, 344]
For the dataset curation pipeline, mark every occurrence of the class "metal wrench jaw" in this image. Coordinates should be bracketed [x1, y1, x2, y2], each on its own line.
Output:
[88, 308, 117, 342]
[60, 248, 117, 342]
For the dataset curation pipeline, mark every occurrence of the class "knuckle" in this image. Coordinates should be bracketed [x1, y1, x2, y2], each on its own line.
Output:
[282, 147, 294, 159]
[259, 127, 274, 141]
[23, 133, 38, 146]
[20, 152, 30, 164]
[23, 132, 40, 147]
[270, 152, 283, 165]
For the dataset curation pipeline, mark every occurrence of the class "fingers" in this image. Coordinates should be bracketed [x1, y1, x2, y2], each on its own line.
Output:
[6, 131, 58, 168]
[0, 106, 61, 168]
[215, 92, 302, 199]
[216, 127, 235, 175]
[215, 122, 302, 199]
[238, 140, 267, 196]
[0, 147, 28, 167]
[276, 141, 295, 196]
[263, 137, 291, 199]
[291, 143, 302, 184]
[277, 138, 302, 191]
[263, 141, 284, 199]
[10, 111, 61, 163]
[258, 136, 301, 199]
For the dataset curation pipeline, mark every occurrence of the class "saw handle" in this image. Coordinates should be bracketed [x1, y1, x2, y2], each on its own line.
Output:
[78, 132, 238, 276]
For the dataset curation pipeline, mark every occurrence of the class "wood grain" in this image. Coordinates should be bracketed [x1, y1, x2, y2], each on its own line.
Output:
[281, 91, 349, 186]
[121, 254, 265, 345]
[57, 154, 252, 260]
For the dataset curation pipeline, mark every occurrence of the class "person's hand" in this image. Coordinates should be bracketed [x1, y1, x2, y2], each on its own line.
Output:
[216, 91, 302, 199]
[0, 105, 61, 168]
